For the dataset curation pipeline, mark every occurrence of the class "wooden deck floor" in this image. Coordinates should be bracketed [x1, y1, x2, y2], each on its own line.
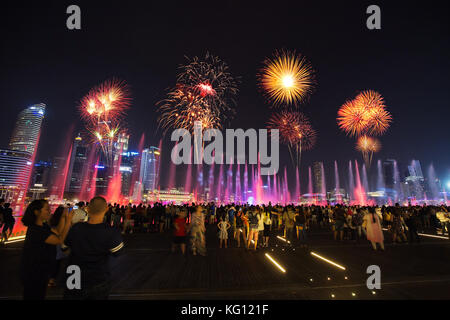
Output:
[1, 225, 449, 299]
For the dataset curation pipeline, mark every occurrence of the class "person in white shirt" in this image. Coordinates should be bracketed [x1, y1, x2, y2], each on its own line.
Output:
[72, 202, 88, 224]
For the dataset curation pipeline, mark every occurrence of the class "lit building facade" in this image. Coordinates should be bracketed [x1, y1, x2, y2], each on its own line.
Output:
[32, 160, 52, 188]
[139, 146, 160, 193]
[146, 188, 193, 204]
[120, 151, 140, 196]
[9, 104, 46, 156]
[66, 134, 89, 194]
[0, 149, 34, 188]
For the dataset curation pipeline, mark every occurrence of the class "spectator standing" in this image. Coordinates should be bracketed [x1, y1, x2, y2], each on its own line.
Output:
[1, 203, 15, 243]
[21, 200, 73, 300]
[172, 209, 187, 255]
[247, 207, 261, 251]
[235, 208, 247, 248]
[283, 207, 295, 242]
[217, 217, 231, 249]
[63, 197, 124, 300]
[189, 206, 206, 256]
[363, 207, 385, 251]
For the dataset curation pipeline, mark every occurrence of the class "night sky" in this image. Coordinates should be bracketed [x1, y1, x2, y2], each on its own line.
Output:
[1, 1, 449, 189]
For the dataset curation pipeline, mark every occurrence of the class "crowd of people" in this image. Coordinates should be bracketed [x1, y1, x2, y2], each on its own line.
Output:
[17, 196, 450, 300]
[99, 202, 450, 252]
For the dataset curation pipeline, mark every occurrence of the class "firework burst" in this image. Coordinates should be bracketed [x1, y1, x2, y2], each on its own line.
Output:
[337, 100, 369, 137]
[337, 90, 392, 137]
[157, 53, 238, 133]
[79, 79, 131, 166]
[259, 49, 315, 107]
[267, 110, 317, 168]
[157, 84, 221, 133]
[366, 107, 392, 136]
[354, 90, 391, 135]
[80, 79, 130, 124]
[356, 135, 381, 167]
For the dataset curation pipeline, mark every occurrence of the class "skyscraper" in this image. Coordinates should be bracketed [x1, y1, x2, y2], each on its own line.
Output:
[0, 104, 46, 205]
[139, 146, 160, 193]
[383, 159, 395, 190]
[66, 134, 89, 194]
[31, 160, 52, 188]
[9, 104, 46, 156]
[120, 151, 140, 196]
[0, 149, 33, 188]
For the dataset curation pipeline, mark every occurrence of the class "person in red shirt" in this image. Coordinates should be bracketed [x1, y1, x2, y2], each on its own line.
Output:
[171, 208, 187, 255]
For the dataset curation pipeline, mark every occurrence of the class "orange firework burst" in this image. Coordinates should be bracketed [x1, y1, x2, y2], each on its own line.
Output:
[337, 100, 369, 137]
[267, 110, 317, 168]
[337, 90, 392, 137]
[157, 84, 221, 133]
[259, 50, 315, 107]
[366, 107, 392, 136]
[354, 90, 391, 135]
[354, 90, 385, 112]
[356, 135, 381, 167]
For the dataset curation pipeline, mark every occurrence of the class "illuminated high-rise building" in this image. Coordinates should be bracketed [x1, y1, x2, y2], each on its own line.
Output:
[139, 146, 160, 193]
[120, 151, 140, 196]
[9, 104, 46, 156]
[0, 104, 46, 205]
[66, 134, 89, 194]
[31, 160, 52, 189]
[0, 149, 33, 188]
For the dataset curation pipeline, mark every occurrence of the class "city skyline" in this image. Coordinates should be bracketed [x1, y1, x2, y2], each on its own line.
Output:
[0, 105, 448, 198]
[1, 104, 448, 208]
[1, 1, 449, 183]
